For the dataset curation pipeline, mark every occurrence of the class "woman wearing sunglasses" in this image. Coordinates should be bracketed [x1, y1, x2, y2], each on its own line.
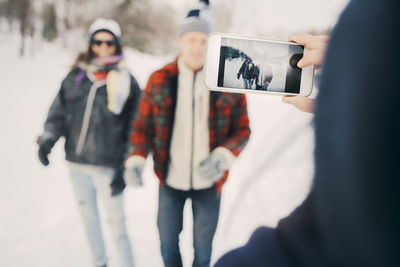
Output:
[37, 18, 140, 267]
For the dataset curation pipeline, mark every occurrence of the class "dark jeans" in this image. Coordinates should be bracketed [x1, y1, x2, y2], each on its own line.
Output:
[157, 185, 221, 267]
[255, 84, 268, 91]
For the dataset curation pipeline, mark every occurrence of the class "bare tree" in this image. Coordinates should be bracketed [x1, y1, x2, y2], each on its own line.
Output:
[11, 0, 32, 56]
[42, 2, 57, 42]
[111, 0, 178, 55]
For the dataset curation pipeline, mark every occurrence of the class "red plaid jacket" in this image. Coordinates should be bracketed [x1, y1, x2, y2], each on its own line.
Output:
[128, 59, 251, 191]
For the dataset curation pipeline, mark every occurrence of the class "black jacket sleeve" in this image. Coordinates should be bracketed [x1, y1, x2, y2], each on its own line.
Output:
[238, 62, 246, 78]
[42, 80, 67, 142]
[122, 75, 142, 160]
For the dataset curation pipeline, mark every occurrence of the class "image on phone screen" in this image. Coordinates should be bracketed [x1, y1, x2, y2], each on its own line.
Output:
[217, 37, 304, 94]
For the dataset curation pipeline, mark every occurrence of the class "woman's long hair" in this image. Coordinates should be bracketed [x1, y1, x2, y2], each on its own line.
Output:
[71, 32, 122, 70]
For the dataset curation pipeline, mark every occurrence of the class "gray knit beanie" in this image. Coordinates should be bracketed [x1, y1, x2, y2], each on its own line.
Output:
[179, 5, 214, 36]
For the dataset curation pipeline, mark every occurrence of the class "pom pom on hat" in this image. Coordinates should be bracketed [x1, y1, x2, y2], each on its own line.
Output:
[179, 3, 214, 36]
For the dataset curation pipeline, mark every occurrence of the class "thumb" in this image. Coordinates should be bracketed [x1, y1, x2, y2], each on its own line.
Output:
[281, 96, 293, 104]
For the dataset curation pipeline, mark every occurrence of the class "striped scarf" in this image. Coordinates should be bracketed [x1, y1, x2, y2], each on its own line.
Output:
[79, 55, 131, 115]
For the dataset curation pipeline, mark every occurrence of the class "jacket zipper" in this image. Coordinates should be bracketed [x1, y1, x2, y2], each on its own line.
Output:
[75, 81, 106, 155]
[189, 72, 197, 190]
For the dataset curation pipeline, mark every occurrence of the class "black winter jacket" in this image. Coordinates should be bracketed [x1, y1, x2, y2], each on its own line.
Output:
[42, 67, 141, 168]
[238, 61, 257, 80]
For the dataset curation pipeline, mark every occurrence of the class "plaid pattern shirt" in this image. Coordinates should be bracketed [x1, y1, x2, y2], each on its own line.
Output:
[128, 59, 251, 191]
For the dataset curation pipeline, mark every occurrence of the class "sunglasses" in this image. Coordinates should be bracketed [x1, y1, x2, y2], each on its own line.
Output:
[92, 40, 116, 47]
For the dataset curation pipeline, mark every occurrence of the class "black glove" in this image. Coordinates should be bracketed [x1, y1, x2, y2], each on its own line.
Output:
[110, 168, 126, 197]
[36, 134, 56, 166]
[237, 73, 240, 79]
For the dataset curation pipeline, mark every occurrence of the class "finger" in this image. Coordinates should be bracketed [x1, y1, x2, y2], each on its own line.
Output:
[281, 95, 293, 104]
[283, 96, 315, 113]
[298, 49, 324, 68]
[290, 34, 326, 50]
[282, 95, 303, 105]
[289, 33, 312, 45]
[315, 35, 330, 43]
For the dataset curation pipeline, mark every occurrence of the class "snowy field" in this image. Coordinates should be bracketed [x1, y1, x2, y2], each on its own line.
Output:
[0, 0, 353, 260]
[0, 31, 315, 267]
[0, 0, 352, 264]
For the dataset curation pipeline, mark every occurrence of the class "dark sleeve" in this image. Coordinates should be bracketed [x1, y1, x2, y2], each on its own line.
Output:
[122, 75, 142, 159]
[215, 192, 320, 267]
[238, 62, 245, 76]
[252, 66, 259, 80]
[267, 65, 273, 82]
[215, 227, 293, 267]
[128, 75, 142, 122]
[127, 72, 156, 158]
[42, 81, 67, 142]
[312, 0, 400, 266]
[275, 1, 400, 266]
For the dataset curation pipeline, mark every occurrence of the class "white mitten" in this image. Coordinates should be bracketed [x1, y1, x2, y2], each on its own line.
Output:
[124, 156, 146, 187]
[198, 147, 235, 182]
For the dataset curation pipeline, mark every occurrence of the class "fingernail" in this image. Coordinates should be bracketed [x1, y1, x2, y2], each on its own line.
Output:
[297, 61, 303, 68]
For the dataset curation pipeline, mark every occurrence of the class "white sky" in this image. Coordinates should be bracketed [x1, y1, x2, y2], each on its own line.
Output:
[166, 0, 350, 37]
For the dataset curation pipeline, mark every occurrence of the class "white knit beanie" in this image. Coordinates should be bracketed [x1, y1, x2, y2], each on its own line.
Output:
[88, 18, 122, 43]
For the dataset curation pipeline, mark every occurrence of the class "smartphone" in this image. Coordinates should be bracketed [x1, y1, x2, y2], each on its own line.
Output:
[205, 33, 315, 96]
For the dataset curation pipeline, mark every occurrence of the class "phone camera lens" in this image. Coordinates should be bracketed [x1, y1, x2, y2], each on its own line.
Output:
[289, 54, 303, 69]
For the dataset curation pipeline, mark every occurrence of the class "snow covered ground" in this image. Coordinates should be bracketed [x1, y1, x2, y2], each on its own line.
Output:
[0, 1, 349, 265]
[0, 31, 314, 267]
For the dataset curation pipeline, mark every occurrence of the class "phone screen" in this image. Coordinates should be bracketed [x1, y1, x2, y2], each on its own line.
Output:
[217, 37, 304, 94]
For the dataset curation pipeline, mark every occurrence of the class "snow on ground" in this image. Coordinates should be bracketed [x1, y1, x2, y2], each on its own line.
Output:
[0, 0, 353, 265]
[0, 31, 315, 267]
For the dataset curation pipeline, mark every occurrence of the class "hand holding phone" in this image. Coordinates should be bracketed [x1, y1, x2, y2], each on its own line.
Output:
[289, 33, 329, 68]
[282, 34, 329, 113]
[205, 33, 315, 96]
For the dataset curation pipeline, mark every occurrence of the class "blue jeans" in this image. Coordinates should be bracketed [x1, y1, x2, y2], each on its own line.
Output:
[68, 163, 134, 267]
[243, 79, 251, 89]
[157, 185, 221, 267]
